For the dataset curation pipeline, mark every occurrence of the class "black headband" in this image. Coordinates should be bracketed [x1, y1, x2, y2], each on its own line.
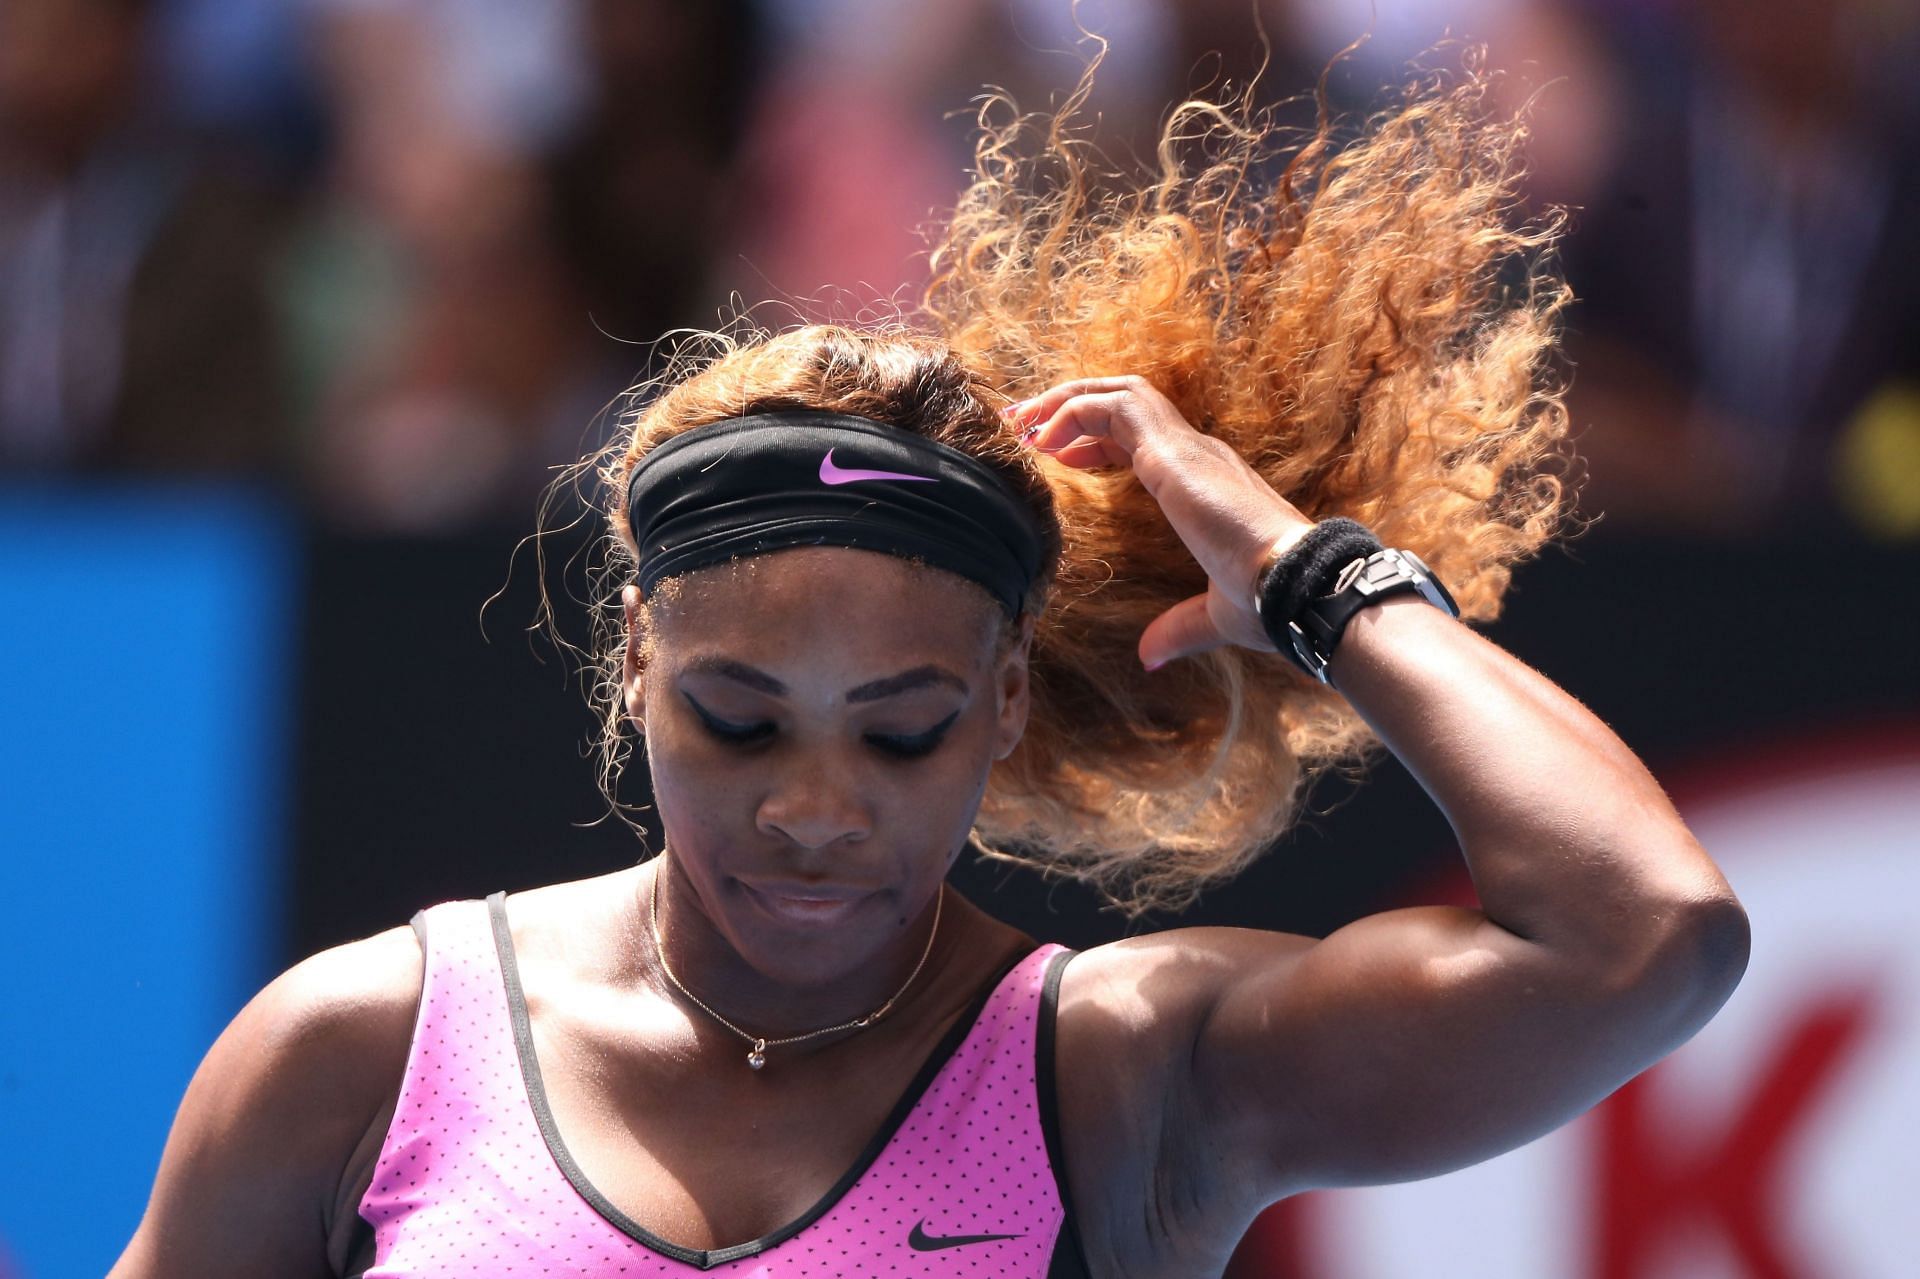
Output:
[623, 410, 1048, 619]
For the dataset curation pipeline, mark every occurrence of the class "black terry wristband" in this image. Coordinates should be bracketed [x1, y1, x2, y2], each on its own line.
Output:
[1255, 517, 1385, 651]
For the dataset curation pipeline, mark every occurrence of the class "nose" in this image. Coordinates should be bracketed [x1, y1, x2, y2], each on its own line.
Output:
[754, 753, 875, 855]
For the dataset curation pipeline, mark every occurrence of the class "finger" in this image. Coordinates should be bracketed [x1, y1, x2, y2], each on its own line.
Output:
[1029, 390, 1143, 467]
[1139, 591, 1228, 669]
[1036, 436, 1126, 469]
[1004, 375, 1140, 427]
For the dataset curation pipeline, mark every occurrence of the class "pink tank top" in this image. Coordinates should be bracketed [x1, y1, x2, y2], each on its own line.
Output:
[351, 892, 1092, 1277]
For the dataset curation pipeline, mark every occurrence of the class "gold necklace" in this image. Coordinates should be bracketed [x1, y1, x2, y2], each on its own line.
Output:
[647, 855, 944, 1070]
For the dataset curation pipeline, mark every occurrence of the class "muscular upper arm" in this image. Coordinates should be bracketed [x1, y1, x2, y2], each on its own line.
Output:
[107, 924, 423, 1279]
[1176, 901, 1746, 1205]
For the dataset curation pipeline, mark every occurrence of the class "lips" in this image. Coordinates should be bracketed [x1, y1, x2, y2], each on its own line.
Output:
[738, 878, 881, 925]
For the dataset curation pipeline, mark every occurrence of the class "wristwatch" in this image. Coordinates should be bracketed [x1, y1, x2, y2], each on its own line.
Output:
[1267, 547, 1460, 685]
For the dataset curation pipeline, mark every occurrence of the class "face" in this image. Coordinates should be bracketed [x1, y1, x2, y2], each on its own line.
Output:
[621, 546, 1035, 983]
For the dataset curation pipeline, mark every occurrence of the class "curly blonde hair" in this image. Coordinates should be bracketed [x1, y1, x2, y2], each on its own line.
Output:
[535, 42, 1583, 917]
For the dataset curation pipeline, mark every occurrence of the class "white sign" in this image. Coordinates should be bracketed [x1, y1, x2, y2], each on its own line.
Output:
[1230, 724, 1920, 1279]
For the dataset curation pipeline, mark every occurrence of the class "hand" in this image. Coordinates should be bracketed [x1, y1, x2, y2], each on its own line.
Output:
[1005, 375, 1316, 669]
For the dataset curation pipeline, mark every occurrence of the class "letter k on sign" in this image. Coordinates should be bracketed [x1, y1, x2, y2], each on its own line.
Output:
[1593, 977, 1887, 1279]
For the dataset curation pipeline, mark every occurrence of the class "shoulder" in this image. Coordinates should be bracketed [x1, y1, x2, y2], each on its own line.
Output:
[1055, 925, 1298, 1047]
[193, 920, 427, 1157]
[495, 867, 641, 973]
[1047, 926, 1316, 1275]
[267, 922, 428, 1099]
[1052, 924, 1317, 1162]
[110, 922, 427, 1277]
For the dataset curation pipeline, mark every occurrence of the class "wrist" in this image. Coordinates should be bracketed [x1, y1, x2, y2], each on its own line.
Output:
[1251, 518, 1389, 673]
[1323, 592, 1455, 688]
[1247, 523, 1316, 612]
[1259, 540, 1461, 686]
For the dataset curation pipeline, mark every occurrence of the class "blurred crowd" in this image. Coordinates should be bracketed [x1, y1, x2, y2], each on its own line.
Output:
[1, 0, 1915, 538]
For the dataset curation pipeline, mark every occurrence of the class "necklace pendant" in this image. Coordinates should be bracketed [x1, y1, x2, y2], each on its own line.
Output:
[747, 1039, 767, 1070]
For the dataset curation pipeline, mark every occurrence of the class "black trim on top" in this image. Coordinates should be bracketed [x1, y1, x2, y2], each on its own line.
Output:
[1037, 947, 1094, 1279]
[486, 890, 1034, 1271]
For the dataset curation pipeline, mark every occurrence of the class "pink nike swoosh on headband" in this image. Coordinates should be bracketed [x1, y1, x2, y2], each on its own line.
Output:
[819, 448, 940, 485]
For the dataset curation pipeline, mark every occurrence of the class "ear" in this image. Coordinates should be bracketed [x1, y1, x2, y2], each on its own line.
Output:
[622, 583, 647, 733]
[990, 608, 1037, 762]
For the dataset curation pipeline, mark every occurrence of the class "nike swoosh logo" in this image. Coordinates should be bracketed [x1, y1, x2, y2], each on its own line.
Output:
[907, 1220, 1024, 1251]
[819, 448, 940, 485]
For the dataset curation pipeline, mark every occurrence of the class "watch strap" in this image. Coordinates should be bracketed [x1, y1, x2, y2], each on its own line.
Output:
[1252, 518, 1383, 641]
[1279, 547, 1460, 684]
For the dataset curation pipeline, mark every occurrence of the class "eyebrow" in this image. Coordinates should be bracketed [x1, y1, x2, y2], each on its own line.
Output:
[678, 656, 970, 703]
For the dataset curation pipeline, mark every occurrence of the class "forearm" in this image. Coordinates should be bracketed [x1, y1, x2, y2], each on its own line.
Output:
[1324, 595, 1745, 971]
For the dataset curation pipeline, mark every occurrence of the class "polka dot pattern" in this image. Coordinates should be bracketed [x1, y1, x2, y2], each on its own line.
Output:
[357, 898, 1073, 1276]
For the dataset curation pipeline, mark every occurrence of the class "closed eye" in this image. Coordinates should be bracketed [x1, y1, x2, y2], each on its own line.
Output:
[686, 696, 960, 761]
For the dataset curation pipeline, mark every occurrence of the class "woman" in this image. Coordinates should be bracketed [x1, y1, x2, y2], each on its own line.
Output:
[112, 50, 1751, 1279]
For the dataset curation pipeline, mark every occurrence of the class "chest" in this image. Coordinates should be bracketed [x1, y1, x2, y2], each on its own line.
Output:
[530, 1005, 927, 1252]
[413, 942, 1080, 1275]
[510, 960, 1234, 1278]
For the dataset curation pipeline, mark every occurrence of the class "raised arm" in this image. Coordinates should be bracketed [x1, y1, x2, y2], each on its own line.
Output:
[108, 926, 422, 1279]
[1008, 376, 1750, 1262]
[1186, 592, 1749, 1199]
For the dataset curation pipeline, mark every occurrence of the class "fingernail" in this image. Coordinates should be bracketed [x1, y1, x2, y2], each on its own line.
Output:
[1144, 657, 1166, 672]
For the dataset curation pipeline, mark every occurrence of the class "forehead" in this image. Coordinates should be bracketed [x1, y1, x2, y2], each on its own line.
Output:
[646, 546, 1000, 667]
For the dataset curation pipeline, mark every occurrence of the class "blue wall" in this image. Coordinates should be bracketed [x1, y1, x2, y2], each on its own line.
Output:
[0, 483, 293, 1279]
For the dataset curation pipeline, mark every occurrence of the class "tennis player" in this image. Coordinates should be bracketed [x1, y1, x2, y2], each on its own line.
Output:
[110, 53, 1750, 1279]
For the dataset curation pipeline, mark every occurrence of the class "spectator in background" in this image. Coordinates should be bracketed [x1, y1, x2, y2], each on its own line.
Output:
[712, 0, 1181, 325]
[1161, 0, 1920, 541]
[289, 0, 772, 533]
[1256, 0, 1620, 211]
[546, 0, 765, 363]
[1557, 0, 1920, 538]
[285, 0, 600, 531]
[0, 0, 294, 479]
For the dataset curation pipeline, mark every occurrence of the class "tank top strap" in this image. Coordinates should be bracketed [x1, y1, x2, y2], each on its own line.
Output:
[357, 893, 561, 1265]
[387, 895, 517, 1143]
[1035, 943, 1093, 1279]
